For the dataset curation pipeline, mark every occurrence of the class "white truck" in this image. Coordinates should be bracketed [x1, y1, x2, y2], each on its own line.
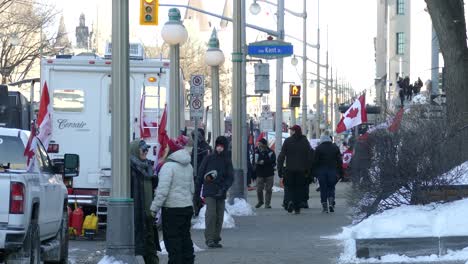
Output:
[40, 43, 183, 225]
[0, 127, 80, 263]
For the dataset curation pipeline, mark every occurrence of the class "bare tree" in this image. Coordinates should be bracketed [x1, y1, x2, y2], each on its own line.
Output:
[0, 1, 61, 84]
[425, 0, 468, 161]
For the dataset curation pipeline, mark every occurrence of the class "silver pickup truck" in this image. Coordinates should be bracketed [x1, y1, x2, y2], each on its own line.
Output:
[0, 128, 79, 264]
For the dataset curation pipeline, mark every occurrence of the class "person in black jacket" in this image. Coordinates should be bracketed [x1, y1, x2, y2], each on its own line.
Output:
[313, 135, 343, 213]
[254, 138, 276, 209]
[191, 128, 212, 175]
[277, 125, 314, 214]
[195, 136, 233, 248]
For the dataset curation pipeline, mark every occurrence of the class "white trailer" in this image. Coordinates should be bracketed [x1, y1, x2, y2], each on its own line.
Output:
[40, 45, 184, 225]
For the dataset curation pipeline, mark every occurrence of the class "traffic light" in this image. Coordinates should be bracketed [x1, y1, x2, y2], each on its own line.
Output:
[289, 84, 301, 107]
[140, 0, 158, 26]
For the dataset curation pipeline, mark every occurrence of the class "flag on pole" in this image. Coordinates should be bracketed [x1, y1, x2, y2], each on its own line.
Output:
[157, 104, 168, 160]
[388, 107, 404, 132]
[139, 94, 158, 138]
[336, 94, 367, 134]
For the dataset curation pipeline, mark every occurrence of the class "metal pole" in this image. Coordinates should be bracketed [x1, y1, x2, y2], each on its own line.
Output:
[241, 0, 248, 198]
[330, 68, 334, 133]
[169, 45, 181, 138]
[107, 0, 138, 262]
[301, 0, 308, 136]
[194, 117, 198, 181]
[212, 66, 221, 141]
[290, 108, 296, 125]
[431, 27, 439, 96]
[231, 0, 243, 199]
[275, 0, 285, 153]
[325, 51, 329, 130]
[315, 0, 321, 138]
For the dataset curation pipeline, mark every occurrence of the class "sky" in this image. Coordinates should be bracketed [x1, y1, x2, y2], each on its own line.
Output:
[40, 0, 460, 105]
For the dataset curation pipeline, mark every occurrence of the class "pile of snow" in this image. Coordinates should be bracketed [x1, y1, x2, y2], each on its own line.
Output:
[97, 256, 125, 264]
[272, 186, 284, 192]
[191, 206, 235, 229]
[411, 94, 427, 105]
[332, 198, 468, 263]
[159, 241, 204, 255]
[443, 161, 468, 185]
[225, 198, 255, 216]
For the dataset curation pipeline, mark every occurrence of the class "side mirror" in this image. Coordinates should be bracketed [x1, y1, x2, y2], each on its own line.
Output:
[63, 154, 80, 177]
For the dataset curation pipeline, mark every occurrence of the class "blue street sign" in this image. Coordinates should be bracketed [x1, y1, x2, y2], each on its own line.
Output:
[247, 39, 294, 59]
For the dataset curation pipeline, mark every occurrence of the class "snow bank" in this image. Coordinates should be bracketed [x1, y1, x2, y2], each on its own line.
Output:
[411, 94, 427, 105]
[97, 256, 125, 264]
[191, 206, 235, 229]
[443, 161, 468, 185]
[332, 198, 468, 263]
[159, 241, 204, 255]
[225, 198, 255, 216]
[272, 186, 284, 192]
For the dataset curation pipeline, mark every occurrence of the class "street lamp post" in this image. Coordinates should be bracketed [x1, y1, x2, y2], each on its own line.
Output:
[205, 28, 225, 145]
[315, 0, 321, 139]
[161, 8, 188, 138]
[106, 0, 139, 262]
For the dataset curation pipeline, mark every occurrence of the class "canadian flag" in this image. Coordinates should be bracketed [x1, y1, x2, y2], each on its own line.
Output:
[24, 82, 53, 171]
[336, 94, 367, 134]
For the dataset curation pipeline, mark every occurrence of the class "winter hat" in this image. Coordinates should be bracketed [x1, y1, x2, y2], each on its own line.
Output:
[320, 134, 332, 144]
[139, 140, 151, 151]
[167, 138, 183, 155]
[215, 136, 229, 148]
[289, 125, 302, 135]
[258, 138, 268, 146]
[176, 134, 189, 147]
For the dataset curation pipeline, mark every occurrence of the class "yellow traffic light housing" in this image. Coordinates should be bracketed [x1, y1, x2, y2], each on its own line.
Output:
[289, 84, 301, 107]
[140, 0, 158, 26]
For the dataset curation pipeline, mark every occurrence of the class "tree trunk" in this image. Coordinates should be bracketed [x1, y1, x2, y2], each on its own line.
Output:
[426, 0, 468, 161]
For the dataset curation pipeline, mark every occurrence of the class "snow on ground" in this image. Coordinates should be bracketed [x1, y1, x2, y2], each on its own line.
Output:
[191, 206, 235, 229]
[159, 241, 204, 255]
[443, 161, 468, 184]
[97, 256, 125, 264]
[330, 198, 468, 263]
[272, 185, 284, 192]
[225, 198, 255, 216]
[411, 94, 427, 105]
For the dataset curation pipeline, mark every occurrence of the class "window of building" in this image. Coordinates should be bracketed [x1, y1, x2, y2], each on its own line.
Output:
[53, 89, 85, 112]
[397, 0, 405, 15]
[396, 32, 405, 55]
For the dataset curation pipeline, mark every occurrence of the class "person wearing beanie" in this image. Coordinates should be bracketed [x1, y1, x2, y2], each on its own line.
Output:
[195, 136, 234, 248]
[129, 139, 160, 263]
[313, 134, 343, 213]
[277, 125, 314, 214]
[150, 138, 195, 263]
[254, 138, 276, 208]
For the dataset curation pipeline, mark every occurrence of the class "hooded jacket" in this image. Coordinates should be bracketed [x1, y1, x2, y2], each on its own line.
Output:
[196, 136, 234, 199]
[277, 133, 314, 174]
[150, 149, 195, 212]
[313, 140, 343, 175]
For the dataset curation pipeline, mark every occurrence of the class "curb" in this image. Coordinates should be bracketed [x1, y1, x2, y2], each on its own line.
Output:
[356, 236, 468, 259]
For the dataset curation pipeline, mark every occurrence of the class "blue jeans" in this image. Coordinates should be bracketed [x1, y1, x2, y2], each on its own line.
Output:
[317, 168, 338, 203]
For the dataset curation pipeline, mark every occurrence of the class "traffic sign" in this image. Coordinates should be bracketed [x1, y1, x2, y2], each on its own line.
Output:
[262, 104, 271, 113]
[190, 75, 205, 95]
[190, 95, 204, 119]
[248, 39, 294, 59]
[190, 74, 205, 120]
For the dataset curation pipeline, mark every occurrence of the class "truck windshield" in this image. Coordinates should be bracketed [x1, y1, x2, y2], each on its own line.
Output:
[0, 135, 27, 170]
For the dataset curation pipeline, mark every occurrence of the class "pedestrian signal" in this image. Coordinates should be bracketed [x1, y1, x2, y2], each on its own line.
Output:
[140, 0, 158, 26]
[289, 84, 301, 107]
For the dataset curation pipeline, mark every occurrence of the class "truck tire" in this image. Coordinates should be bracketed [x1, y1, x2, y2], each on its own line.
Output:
[8, 220, 41, 264]
[44, 211, 69, 264]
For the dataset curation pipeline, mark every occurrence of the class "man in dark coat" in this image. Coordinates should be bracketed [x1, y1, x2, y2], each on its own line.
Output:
[191, 128, 212, 174]
[313, 135, 343, 213]
[254, 138, 276, 208]
[195, 136, 234, 248]
[277, 125, 314, 214]
[130, 139, 160, 263]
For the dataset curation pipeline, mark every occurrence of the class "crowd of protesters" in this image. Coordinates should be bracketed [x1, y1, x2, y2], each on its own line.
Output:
[398, 76, 424, 107]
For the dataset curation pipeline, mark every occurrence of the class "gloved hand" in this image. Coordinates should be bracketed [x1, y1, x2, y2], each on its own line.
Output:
[150, 210, 157, 218]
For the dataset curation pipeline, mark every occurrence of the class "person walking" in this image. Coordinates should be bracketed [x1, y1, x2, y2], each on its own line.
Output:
[191, 128, 212, 174]
[195, 136, 234, 248]
[254, 138, 276, 209]
[313, 135, 344, 213]
[150, 139, 195, 264]
[130, 139, 160, 263]
[277, 125, 314, 214]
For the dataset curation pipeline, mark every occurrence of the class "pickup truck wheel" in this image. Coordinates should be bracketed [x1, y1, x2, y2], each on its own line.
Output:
[44, 211, 69, 264]
[22, 220, 41, 264]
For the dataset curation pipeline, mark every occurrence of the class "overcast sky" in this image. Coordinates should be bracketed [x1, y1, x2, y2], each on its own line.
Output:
[41, 0, 465, 103]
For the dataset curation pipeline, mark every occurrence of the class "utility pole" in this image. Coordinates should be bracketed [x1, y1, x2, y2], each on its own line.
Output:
[330, 68, 334, 133]
[231, 0, 244, 199]
[315, 0, 321, 138]
[275, 0, 285, 154]
[106, 0, 139, 262]
[324, 51, 329, 130]
[301, 0, 307, 135]
[241, 0, 248, 199]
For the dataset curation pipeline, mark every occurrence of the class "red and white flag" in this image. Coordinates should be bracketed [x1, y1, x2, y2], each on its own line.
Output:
[24, 82, 52, 171]
[336, 94, 367, 134]
[139, 94, 159, 139]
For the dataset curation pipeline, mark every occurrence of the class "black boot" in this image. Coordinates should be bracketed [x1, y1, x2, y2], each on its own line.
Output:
[328, 197, 335, 213]
[322, 202, 329, 213]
